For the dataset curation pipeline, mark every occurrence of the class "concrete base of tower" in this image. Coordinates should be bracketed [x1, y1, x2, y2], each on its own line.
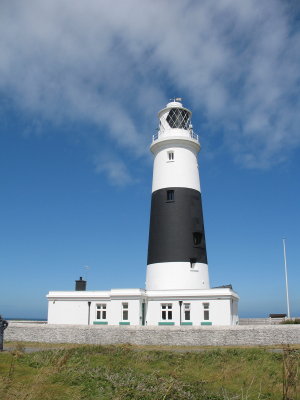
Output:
[145, 262, 210, 291]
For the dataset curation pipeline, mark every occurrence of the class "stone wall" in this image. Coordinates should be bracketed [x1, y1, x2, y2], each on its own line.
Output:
[239, 318, 285, 325]
[5, 323, 300, 346]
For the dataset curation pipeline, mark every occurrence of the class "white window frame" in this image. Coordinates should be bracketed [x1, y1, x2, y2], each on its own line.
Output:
[96, 303, 107, 320]
[122, 302, 129, 321]
[183, 303, 191, 321]
[203, 302, 210, 321]
[161, 303, 173, 320]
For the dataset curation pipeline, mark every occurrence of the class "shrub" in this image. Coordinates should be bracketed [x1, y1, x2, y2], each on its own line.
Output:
[281, 318, 300, 324]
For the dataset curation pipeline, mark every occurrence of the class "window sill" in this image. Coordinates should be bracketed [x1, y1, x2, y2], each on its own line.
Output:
[158, 322, 175, 325]
[166, 160, 175, 163]
[119, 321, 130, 325]
[181, 322, 193, 325]
[201, 322, 212, 325]
[93, 321, 108, 325]
[166, 200, 175, 203]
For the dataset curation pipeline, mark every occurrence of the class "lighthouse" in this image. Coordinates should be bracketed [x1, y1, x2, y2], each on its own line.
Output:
[47, 99, 239, 327]
[146, 99, 210, 291]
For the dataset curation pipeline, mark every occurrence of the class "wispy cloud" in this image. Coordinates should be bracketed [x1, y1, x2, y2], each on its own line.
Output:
[93, 152, 134, 187]
[0, 0, 299, 172]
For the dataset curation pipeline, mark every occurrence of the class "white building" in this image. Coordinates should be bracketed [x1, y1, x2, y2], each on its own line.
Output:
[47, 100, 239, 326]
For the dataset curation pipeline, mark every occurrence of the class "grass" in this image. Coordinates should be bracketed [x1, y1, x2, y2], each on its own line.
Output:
[281, 318, 300, 324]
[0, 342, 299, 399]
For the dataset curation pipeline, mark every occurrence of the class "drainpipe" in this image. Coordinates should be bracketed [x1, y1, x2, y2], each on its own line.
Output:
[179, 300, 183, 326]
[88, 301, 91, 325]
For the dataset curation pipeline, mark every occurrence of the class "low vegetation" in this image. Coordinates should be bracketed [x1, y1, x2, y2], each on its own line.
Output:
[0, 343, 299, 399]
[281, 318, 300, 324]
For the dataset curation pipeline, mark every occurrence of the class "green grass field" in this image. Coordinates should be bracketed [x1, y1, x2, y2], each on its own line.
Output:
[0, 343, 299, 399]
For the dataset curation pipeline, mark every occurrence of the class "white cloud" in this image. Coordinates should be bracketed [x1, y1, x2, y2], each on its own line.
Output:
[93, 152, 134, 187]
[0, 0, 299, 172]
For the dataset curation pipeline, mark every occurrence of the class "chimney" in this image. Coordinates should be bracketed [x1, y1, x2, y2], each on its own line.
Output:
[75, 277, 86, 291]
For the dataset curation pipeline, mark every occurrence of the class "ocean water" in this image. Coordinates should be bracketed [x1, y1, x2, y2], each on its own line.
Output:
[6, 317, 47, 321]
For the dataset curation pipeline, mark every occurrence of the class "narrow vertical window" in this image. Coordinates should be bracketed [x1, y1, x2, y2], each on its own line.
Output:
[96, 304, 107, 320]
[167, 151, 174, 161]
[122, 303, 128, 321]
[193, 232, 202, 246]
[190, 258, 196, 269]
[167, 190, 174, 201]
[184, 303, 191, 321]
[203, 303, 209, 320]
[161, 303, 172, 320]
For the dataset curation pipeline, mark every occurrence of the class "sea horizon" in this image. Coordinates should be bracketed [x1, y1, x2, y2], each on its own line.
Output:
[6, 317, 47, 321]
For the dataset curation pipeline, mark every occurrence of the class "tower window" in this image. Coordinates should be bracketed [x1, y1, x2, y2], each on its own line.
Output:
[193, 232, 202, 246]
[190, 257, 197, 269]
[167, 190, 174, 201]
[168, 151, 174, 161]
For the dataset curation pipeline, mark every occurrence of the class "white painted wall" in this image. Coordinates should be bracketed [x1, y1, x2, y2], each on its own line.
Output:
[48, 300, 91, 325]
[146, 262, 210, 291]
[145, 298, 234, 326]
[108, 298, 141, 326]
[47, 291, 145, 326]
[48, 293, 238, 326]
[47, 289, 239, 326]
[151, 141, 201, 192]
[232, 299, 239, 325]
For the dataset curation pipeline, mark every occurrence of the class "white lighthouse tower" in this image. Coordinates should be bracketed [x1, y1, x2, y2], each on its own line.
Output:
[47, 99, 239, 327]
[146, 99, 210, 291]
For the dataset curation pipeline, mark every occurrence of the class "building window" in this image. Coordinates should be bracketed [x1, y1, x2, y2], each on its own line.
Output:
[167, 190, 174, 201]
[96, 304, 107, 320]
[203, 303, 209, 320]
[184, 303, 191, 321]
[190, 258, 197, 269]
[161, 303, 172, 320]
[168, 151, 174, 161]
[193, 232, 202, 246]
[122, 303, 129, 321]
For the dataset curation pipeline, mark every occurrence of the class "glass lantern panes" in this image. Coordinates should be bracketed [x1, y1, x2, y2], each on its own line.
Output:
[166, 108, 190, 129]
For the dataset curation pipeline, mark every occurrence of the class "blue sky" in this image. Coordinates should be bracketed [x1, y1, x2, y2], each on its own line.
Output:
[0, 0, 299, 319]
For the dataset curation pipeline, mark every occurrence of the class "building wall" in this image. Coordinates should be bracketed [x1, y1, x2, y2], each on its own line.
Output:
[145, 298, 234, 326]
[47, 290, 238, 326]
[232, 299, 239, 325]
[48, 298, 143, 326]
[108, 299, 142, 326]
[48, 300, 91, 325]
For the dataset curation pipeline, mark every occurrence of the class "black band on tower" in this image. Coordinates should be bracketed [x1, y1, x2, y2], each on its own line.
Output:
[147, 187, 208, 265]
